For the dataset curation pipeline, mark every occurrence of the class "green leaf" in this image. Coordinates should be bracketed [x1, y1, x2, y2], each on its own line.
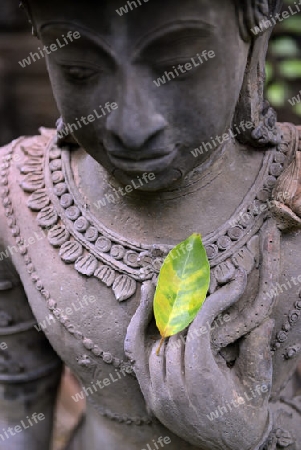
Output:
[154, 233, 210, 355]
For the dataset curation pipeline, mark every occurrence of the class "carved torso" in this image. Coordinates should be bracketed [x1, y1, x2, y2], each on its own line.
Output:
[1, 124, 301, 449]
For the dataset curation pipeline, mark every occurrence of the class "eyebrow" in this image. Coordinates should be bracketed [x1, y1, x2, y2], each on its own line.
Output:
[133, 19, 215, 57]
[39, 21, 116, 61]
[39, 18, 214, 65]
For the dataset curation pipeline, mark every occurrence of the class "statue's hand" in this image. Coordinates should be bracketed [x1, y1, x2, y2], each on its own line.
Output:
[125, 269, 274, 450]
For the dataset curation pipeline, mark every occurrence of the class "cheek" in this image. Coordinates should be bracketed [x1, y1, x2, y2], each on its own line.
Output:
[65, 122, 105, 154]
[47, 63, 111, 121]
[58, 97, 109, 137]
[170, 86, 231, 147]
[183, 74, 243, 134]
[170, 31, 248, 124]
[170, 55, 248, 143]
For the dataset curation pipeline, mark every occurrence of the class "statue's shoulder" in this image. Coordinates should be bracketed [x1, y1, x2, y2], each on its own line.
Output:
[0, 129, 56, 184]
[0, 127, 56, 150]
[0, 128, 56, 244]
[0, 127, 56, 191]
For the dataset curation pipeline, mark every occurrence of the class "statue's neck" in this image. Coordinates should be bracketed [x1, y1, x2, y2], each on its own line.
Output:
[73, 139, 266, 246]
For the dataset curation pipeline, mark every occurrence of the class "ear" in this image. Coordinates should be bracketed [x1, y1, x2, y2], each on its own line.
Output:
[233, 0, 283, 148]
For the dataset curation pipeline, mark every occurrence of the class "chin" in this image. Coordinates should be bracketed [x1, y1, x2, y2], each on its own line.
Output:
[113, 167, 183, 192]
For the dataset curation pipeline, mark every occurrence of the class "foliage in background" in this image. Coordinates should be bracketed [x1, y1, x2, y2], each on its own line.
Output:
[266, 0, 301, 123]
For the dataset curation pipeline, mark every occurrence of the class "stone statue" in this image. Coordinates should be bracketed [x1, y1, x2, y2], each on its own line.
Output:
[0, 0, 300, 449]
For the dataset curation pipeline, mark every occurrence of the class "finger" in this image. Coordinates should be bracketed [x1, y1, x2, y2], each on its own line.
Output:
[213, 219, 280, 349]
[148, 339, 167, 392]
[188, 267, 247, 341]
[148, 338, 190, 428]
[185, 268, 247, 374]
[124, 281, 155, 371]
[235, 318, 274, 403]
[165, 332, 188, 400]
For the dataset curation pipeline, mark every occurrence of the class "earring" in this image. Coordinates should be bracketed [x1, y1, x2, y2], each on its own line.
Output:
[251, 99, 283, 146]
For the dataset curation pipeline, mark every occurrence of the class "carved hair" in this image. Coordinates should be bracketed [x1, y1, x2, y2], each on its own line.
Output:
[235, 0, 283, 42]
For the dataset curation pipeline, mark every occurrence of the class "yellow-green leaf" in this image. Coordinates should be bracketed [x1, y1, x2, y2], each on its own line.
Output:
[154, 233, 210, 355]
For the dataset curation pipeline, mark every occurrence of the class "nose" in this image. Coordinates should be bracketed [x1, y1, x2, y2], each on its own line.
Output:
[106, 77, 167, 152]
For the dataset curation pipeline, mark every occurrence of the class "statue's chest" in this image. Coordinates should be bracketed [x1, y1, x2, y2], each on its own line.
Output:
[6, 203, 151, 423]
[1, 134, 156, 423]
[5, 132, 152, 366]
[19, 239, 139, 378]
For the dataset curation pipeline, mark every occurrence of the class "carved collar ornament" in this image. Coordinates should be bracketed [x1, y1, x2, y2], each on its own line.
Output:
[14, 123, 297, 297]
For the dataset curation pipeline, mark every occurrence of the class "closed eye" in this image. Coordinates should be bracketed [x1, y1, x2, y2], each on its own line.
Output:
[61, 65, 100, 82]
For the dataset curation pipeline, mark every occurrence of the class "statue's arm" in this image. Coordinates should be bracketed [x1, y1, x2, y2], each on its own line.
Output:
[0, 141, 63, 449]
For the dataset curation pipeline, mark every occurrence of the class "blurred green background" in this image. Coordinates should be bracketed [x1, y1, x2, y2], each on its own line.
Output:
[266, 0, 301, 123]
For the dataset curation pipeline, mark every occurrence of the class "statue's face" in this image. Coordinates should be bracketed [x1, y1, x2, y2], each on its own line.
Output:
[29, 0, 250, 191]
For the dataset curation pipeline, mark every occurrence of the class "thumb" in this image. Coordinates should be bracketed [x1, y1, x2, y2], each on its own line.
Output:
[124, 281, 155, 365]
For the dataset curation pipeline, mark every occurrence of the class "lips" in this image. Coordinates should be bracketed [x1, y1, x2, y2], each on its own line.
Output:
[107, 149, 177, 173]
